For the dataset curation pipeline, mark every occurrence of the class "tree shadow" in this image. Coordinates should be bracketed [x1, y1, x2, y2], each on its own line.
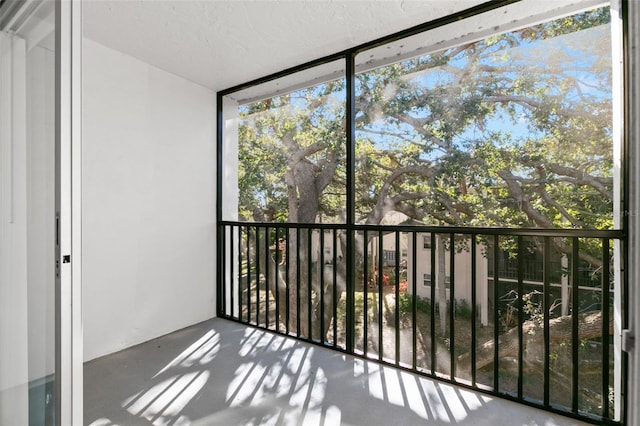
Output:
[84, 318, 586, 426]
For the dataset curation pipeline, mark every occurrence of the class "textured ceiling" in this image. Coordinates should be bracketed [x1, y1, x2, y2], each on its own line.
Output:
[82, 1, 486, 91]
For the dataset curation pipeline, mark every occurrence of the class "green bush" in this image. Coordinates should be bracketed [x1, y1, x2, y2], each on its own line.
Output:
[454, 299, 473, 319]
[398, 293, 431, 314]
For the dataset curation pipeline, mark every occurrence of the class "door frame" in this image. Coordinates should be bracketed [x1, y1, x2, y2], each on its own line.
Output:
[54, 0, 82, 424]
[0, 0, 83, 423]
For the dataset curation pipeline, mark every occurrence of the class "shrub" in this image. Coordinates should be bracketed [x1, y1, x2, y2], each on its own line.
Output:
[398, 293, 431, 314]
[454, 299, 473, 319]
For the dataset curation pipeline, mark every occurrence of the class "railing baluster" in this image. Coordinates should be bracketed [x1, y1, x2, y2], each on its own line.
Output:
[238, 226, 243, 322]
[224, 226, 236, 318]
[275, 227, 280, 331]
[602, 238, 610, 418]
[265, 226, 270, 329]
[296, 228, 301, 337]
[364, 230, 369, 357]
[221, 225, 227, 315]
[378, 229, 383, 362]
[471, 234, 477, 386]
[285, 228, 290, 335]
[333, 229, 338, 347]
[572, 237, 580, 412]
[412, 231, 417, 371]
[256, 225, 261, 326]
[517, 235, 524, 399]
[246, 226, 252, 324]
[430, 233, 436, 375]
[450, 233, 455, 380]
[543, 236, 551, 406]
[320, 229, 325, 345]
[395, 231, 400, 366]
[493, 234, 500, 392]
[308, 228, 313, 341]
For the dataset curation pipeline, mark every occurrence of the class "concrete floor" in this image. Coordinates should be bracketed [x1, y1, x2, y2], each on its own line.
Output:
[84, 318, 589, 426]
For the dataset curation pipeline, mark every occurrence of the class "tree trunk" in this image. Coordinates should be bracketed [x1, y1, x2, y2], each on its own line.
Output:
[437, 236, 447, 335]
[254, 224, 289, 331]
[457, 311, 612, 372]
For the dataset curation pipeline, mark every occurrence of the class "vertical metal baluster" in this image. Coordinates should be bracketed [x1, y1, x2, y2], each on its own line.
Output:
[238, 226, 244, 322]
[308, 228, 313, 340]
[543, 236, 551, 406]
[378, 229, 383, 362]
[517, 235, 524, 400]
[221, 225, 227, 315]
[602, 238, 610, 418]
[450, 233, 456, 380]
[265, 226, 270, 329]
[430, 233, 436, 375]
[275, 227, 280, 332]
[229, 225, 236, 318]
[247, 226, 252, 324]
[471, 234, 477, 387]
[256, 226, 261, 326]
[286, 228, 291, 335]
[412, 231, 417, 371]
[395, 231, 400, 366]
[364, 230, 369, 357]
[320, 229, 325, 345]
[333, 229, 338, 347]
[493, 234, 500, 392]
[296, 228, 301, 337]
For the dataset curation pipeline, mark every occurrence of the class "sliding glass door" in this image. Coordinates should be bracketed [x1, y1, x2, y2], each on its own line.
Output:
[0, 1, 82, 424]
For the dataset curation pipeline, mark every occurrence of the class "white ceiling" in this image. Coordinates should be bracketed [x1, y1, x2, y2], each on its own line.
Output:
[82, 0, 487, 92]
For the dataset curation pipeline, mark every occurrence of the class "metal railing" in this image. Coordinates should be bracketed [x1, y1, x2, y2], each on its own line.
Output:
[217, 221, 625, 424]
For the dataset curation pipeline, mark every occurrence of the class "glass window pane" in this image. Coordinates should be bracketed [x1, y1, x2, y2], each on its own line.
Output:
[222, 60, 346, 224]
[355, 6, 614, 230]
[1, 1, 56, 424]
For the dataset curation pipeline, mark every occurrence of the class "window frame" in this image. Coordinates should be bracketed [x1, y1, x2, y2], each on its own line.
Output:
[216, 1, 631, 424]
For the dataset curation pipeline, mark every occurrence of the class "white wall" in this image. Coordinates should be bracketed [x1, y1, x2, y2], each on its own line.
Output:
[82, 38, 216, 361]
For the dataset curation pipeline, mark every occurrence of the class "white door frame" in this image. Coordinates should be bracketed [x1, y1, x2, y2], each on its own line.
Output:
[625, 0, 640, 424]
[0, 0, 82, 423]
[55, 0, 82, 424]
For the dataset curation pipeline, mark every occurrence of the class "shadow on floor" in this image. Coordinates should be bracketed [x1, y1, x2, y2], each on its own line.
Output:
[84, 318, 587, 426]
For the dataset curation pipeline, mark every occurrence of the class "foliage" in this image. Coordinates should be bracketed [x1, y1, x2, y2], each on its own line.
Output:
[398, 293, 431, 315]
[232, 6, 615, 341]
[237, 7, 614, 241]
[454, 299, 473, 319]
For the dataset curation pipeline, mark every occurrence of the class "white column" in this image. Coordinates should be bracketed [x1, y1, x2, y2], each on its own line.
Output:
[222, 96, 240, 315]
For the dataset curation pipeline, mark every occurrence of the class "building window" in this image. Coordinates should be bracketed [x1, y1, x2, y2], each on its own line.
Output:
[423, 236, 431, 250]
[423, 274, 451, 289]
[423, 273, 431, 287]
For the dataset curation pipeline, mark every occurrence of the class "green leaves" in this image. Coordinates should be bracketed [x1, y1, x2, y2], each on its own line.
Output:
[235, 6, 614, 237]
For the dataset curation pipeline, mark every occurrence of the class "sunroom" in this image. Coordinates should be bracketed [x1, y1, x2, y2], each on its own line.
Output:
[1, 0, 639, 425]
